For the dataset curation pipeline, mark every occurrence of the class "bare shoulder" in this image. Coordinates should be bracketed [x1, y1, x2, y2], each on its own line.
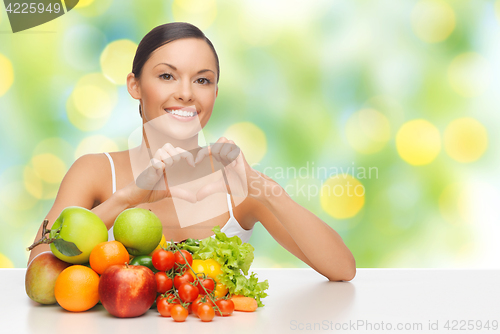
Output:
[69, 153, 115, 205]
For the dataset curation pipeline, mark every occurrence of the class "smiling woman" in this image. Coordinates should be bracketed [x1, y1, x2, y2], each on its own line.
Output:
[27, 22, 356, 282]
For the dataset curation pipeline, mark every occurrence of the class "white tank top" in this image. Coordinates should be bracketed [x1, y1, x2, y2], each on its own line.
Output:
[103, 152, 254, 244]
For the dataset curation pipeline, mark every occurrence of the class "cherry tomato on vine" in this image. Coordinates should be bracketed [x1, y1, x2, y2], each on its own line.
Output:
[170, 304, 189, 322]
[215, 298, 235, 316]
[173, 272, 195, 289]
[178, 282, 199, 303]
[197, 302, 215, 322]
[152, 249, 175, 271]
[174, 250, 193, 270]
[195, 277, 215, 296]
[157, 297, 174, 317]
[155, 272, 173, 294]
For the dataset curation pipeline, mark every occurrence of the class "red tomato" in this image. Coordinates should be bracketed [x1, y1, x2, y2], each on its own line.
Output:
[152, 249, 175, 271]
[170, 304, 189, 322]
[215, 298, 235, 316]
[197, 302, 215, 322]
[192, 296, 215, 317]
[157, 297, 173, 317]
[174, 272, 195, 289]
[178, 283, 199, 303]
[174, 250, 193, 271]
[155, 272, 173, 294]
[191, 296, 203, 317]
[196, 278, 215, 296]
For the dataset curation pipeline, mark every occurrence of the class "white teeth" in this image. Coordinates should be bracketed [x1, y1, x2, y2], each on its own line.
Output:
[165, 109, 197, 117]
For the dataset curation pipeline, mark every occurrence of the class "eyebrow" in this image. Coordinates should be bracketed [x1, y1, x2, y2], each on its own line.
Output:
[154, 62, 215, 76]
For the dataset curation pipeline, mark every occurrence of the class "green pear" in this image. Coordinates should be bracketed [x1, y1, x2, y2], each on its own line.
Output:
[113, 208, 162, 256]
[25, 251, 71, 304]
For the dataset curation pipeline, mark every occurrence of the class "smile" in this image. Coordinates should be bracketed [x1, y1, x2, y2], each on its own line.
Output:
[165, 109, 198, 117]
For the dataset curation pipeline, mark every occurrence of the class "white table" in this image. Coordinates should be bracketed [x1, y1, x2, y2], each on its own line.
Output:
[1, 268, 499, 334]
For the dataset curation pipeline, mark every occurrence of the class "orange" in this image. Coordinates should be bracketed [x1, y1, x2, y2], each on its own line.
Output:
[54, 265, 100, 312]
[89, 240, 129, 274]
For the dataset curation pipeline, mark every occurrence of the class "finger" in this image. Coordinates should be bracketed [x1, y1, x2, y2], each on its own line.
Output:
[194, 146, 210, 164]
[163, 143, 181, 163]
[226, 144, 240, 166]
[154, 148, 174, 168]
[174, 147, 195, 167]
[209, 137, 228, 162]
[219, 142, 235, 166]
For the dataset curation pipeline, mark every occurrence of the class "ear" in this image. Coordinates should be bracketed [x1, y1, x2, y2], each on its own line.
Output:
[216, 85, 218, 98]
[127, 73, 141, 100]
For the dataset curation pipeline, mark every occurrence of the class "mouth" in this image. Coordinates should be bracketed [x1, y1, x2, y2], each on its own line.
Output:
[164, 108, 198, 119]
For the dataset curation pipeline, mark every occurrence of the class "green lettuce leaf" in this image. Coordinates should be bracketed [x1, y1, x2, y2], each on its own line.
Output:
[180, 225, 269, 307]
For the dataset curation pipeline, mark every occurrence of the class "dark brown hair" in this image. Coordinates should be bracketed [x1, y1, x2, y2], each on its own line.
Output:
[132, 22, 220, 117]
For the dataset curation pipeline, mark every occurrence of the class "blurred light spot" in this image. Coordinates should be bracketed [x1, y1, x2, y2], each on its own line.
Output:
[75, 0, 112, 16]
[0, 253, 14, 268]
[63, 24, 107, 71]
[411, 0, 455, 43]
[67, 73, 117, 131]
[0, 166, 38, 211]
[345, 108, 391, 154]
[0, 53, 14, 97]
[75, 135, 119, 160]
[33, 138, 74, 165]
[172, 0, 217, 30]
[223, 122, 267, 166]
[31, 154, 67, 184]
[100, 40, 137, 85]
[24, 166, 44, 199]
[76, 0, 95, 7]
[320, 174, 365, 219]
[444, 118, 488, 163]
[447, 53, 491, 97]
[396, 119, 441, 166]
[67, 95, 109, 131]
[72, 73, 117, 118]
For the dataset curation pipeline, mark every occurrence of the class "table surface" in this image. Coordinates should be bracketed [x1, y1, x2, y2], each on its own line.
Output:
[1, 268, 500, 334]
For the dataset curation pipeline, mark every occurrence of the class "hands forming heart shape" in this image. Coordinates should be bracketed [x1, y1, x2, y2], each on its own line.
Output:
[135, 139, 249, 204]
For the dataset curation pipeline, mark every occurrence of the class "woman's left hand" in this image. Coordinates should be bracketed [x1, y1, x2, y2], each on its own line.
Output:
[193, 137, 272, 201]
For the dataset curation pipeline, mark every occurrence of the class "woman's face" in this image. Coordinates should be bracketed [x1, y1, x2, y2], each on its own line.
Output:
[128, 38, 218, 140]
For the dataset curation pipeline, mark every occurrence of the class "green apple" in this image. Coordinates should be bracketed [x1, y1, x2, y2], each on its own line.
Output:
[49, 206, 108, 264]
[113, 208, 162, 256]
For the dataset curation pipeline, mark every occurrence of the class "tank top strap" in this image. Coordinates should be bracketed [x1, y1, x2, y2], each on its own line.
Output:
[226, 193, 234, 218]
[103, 152, 116, 194]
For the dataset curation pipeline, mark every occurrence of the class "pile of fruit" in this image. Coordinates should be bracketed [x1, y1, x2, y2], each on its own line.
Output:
[26, 206, 269, 322]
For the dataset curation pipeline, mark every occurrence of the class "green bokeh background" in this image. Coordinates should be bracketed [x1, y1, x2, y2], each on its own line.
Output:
[1, 0, 499, 269]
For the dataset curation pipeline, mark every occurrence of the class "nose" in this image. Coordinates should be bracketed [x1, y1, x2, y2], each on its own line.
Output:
[174, 80, 194, 102]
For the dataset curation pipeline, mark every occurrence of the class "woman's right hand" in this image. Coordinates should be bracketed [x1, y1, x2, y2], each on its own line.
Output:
[123, 143, 196, 207]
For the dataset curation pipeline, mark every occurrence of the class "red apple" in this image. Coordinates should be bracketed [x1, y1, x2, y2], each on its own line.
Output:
[25, 251, 72, 304]
[98, 263, 156, 318]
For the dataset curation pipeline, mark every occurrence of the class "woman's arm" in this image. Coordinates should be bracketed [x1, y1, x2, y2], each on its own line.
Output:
[27, 154, 132, 266]
[249, 171, 356, 282]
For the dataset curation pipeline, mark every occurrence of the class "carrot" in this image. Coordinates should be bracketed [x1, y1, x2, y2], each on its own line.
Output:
[230, 296, 258, 312]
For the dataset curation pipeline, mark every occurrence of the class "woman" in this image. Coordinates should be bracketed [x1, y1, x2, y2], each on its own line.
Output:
[27, 22, 356, 282]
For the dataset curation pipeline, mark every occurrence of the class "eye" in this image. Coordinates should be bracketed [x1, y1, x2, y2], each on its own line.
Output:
[159, 73, 173, 80]
[196, 78, 211, 85]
